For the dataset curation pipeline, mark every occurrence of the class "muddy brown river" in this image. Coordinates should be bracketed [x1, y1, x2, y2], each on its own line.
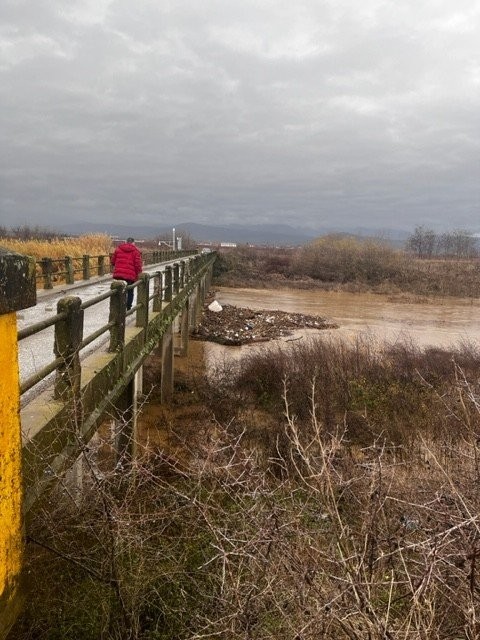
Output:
[213, 287, 480, 349]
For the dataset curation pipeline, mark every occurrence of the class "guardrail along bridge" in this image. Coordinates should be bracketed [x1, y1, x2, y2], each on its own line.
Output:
[0, 247, 216, 638]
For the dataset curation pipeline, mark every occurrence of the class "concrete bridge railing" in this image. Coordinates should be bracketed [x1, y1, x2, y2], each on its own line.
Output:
[0, 248, 215, 638]
[36, 248, 194, 289]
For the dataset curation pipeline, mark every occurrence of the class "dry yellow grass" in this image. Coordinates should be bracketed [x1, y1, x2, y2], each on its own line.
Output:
[1, 234, 113, 261]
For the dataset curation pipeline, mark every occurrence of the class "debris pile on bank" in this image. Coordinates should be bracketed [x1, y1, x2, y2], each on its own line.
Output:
[192, 301, 338, 346]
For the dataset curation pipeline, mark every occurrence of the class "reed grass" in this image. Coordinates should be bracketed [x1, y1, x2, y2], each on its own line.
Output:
[1, 234, 113, 261]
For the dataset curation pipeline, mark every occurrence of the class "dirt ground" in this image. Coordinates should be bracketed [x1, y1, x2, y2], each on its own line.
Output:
[135, 338, 211, 467]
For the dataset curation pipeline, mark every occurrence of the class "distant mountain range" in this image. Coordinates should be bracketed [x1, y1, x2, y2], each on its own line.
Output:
[58, 221, 410, 247]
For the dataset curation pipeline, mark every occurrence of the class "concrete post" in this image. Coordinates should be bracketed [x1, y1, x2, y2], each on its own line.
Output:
[108, 281, 127, 352]
[107, 276, 140, 467]
[195, 283, 203, 323]
[136, 273, 150, 330]
[0, 248, 36, 638]
[54, 296, 84, 502]
[133, 274, 149, 452]
[188, 292, 198, 330]
[160, 324, 174, 403]
[153, 271, 163, 312]
[175, 300, 189, 357]
[82, 254, 90, 280]
[135, 366, 143, 400]
[197, 276, 207, 322]
[98, 255, 106, 276]
[54, 297, 84, 402]
[173, 263, 180, 295]
[164, 266, 173, 303]
[41, 257, 53, 289]
[179, 260, 186, 289]
[64, 256, 74, 284]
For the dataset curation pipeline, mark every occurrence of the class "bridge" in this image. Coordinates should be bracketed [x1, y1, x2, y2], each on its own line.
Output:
[0, 247, 216, 638]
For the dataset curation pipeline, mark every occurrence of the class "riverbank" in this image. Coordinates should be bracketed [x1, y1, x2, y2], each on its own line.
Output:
[214, 244, 480, 298]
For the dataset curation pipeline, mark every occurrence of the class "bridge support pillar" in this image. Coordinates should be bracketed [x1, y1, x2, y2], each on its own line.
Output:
[64, 456, 84, 505]
[200, 279, 206, 316]
[189, 291, 198, 330]
[114, 377, 137, 467]
[0, 248, 36, 638]
[135, 365, 143, 399]
[160, 324, 174, 403]
[175, 301, 189, 357]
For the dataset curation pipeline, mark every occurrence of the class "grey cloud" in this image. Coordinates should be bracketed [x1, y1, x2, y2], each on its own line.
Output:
[1, 0, 479, 233]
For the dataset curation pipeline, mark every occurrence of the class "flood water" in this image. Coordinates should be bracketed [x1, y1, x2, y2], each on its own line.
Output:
[213, 287, 480, 350]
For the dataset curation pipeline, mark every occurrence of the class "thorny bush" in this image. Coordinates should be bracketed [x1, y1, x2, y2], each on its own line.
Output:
[11, 337, 480, 639]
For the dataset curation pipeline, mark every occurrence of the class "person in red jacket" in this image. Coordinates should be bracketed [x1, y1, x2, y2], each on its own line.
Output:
[111, 237, 143, 310]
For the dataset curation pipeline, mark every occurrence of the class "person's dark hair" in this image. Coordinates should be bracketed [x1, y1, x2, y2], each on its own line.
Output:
[127, 237, 134, 243]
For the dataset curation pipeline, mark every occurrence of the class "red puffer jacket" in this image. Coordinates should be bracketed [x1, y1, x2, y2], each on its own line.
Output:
[111, 242, 143, 281]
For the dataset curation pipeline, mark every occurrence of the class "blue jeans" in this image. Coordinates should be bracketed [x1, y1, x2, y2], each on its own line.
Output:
[114, 278, 135, 310]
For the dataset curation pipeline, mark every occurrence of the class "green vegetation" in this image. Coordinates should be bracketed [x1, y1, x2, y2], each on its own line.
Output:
[11, 336, 480, 638]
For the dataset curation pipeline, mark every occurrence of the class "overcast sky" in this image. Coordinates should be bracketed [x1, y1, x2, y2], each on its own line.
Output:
[1, 0, 479, 233]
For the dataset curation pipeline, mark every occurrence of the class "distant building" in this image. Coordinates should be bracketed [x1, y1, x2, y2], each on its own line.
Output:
[197, 241, 237, 252]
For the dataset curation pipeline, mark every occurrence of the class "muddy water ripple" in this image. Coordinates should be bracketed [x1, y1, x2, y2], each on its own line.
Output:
[213, 287, 480, 350]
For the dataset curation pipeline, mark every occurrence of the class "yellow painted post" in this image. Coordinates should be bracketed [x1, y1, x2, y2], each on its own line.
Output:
[0, 248, 36, 638]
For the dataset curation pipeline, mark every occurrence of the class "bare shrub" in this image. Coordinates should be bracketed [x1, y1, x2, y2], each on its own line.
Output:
[13, 336, 480, 639]
[13, 366, 480, 639]
[202, 335, 480, 452]
[214, 246, 298, 287]
[290, 235, 408, 285]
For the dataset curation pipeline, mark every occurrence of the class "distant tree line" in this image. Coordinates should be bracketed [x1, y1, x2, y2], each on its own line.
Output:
[0, 224, 61, 240]
[406, 225, 478, 259]
[0, 224, 201, 249]
[1, 222, 478, 261]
